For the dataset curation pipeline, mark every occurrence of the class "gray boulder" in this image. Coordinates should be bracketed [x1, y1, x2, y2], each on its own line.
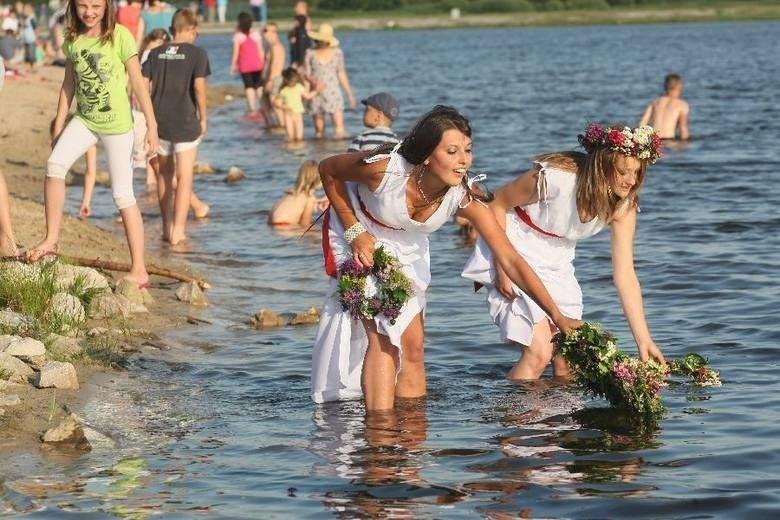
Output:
[250, 308, 288, 329]
[88, 293, 131, 319]
[2, 337, 47, 370]
[224, 166, 246, 184]
[0, 394, 21, 407]
[0, 352, 35, 383]
[34, 361, 79, 390]
[48, 334, 84, 358]
[55, 264, 110, 292]
[41, 414, 92, 450]
[175, 282, 208, 306]
[115, 279, 155, 306]
[291, 307, 321, 326]
[45, 293, 86, 328]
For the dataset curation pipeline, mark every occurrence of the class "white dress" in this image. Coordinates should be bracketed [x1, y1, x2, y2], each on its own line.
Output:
[461, 161, 606, 346]
[311, 146, 467, 403]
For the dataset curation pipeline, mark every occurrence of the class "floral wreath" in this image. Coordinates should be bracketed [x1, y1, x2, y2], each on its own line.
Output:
[555, 322, 720, 418]
[337, 246, 413, 325]
[578, 123, 663, 164]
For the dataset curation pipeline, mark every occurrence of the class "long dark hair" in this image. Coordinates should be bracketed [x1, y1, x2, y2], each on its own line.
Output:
[237, 12, 252, 34]
[368, 105, 492, 203]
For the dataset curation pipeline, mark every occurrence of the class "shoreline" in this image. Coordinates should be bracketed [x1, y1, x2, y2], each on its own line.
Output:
[0, 65, 242, 451]
[196, 3, 780, 34]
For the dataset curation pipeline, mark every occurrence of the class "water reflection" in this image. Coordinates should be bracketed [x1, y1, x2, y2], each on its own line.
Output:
[312, 400, 467, 517]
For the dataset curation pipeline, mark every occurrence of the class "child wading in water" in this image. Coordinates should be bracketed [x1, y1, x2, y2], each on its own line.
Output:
[268, 159, 324, 226]
[276, 67, 317, 142]
[143, 8, 211, 245]
[462, 123, 667, 380]
[230, 12, 264, 119]
[27, 0, 158, 289]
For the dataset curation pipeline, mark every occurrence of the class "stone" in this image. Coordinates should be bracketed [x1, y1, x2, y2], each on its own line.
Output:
[0, 394, 21, 407]
[224, 166, 246, 184]
[95, 169, 110, 186]
[0, 352, 35, 383]
[55, 264, 110, 292]
[175, 282, 208, 306]
[0, 335, 18, 351]
[249, 308, 288, 329]
[193, 161, 216, 175]
[0, 261, 41, 283]
[291, 307, 321, 326]
[2, 336, 46, 358]
[45, 293, 86, 327]
[88, 293, 131, 319]
[35, 361, 79, 390]
[115, 279, 155, 306]
[41, 414, 92, 450]
[48, 334, 84, 358]
[0, 309, 28, 329]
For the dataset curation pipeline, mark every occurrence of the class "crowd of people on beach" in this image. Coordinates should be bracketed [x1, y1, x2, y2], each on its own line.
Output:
[0, 0, 693, 414]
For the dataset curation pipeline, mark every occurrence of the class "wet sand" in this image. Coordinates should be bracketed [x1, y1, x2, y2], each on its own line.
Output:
[0, 65, 242, 450]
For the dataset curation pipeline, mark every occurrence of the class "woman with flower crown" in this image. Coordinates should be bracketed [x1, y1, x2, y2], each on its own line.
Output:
[312, 105, 582, 410]
[462, 123, 667, 380]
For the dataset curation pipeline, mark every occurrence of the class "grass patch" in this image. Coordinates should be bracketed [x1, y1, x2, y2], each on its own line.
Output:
[0, 367, 11, 381]
[0, 260, 108, 339]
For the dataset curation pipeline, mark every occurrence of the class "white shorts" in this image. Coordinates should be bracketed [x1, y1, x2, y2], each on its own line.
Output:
[158, 138, 201, 156]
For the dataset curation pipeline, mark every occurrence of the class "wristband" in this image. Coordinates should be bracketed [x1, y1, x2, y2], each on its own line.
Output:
[344, 222, 367, 244]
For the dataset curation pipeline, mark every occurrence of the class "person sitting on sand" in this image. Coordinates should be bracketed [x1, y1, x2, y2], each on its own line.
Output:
[639, 73, 690, 140]
[268, 159, 325, 226]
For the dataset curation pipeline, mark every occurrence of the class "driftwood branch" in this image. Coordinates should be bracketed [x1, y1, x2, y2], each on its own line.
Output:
[65, 256, 211, 289]
[0, 254, 210, 289]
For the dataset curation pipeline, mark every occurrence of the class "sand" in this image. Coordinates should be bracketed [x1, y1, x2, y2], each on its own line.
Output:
[0, 65, 242, 451]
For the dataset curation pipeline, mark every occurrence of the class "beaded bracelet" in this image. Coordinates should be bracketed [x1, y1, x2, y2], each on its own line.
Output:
[344, 222, 367, 244]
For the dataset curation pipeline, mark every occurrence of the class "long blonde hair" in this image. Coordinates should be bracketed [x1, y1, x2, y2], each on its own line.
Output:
[535, 149, 647, 223]
[290, 160, 321, 195]
[65, 0, 116, 44]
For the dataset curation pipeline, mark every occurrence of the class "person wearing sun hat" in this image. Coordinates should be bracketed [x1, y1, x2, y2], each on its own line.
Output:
[348, 92, 400, 152]
[303, 23, 356, 139]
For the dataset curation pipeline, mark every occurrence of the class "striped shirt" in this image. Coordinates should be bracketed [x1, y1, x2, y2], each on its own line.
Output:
[347, 127, 400, 153]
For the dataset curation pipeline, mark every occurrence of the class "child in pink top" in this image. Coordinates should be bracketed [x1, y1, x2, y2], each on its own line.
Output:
[230, 12, 264, 118]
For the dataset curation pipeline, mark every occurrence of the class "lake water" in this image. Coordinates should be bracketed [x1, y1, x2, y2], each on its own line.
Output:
[2, 21, 780, 518]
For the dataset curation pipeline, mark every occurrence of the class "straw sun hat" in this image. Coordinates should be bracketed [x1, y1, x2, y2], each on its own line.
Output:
[308, 23, 340, 47]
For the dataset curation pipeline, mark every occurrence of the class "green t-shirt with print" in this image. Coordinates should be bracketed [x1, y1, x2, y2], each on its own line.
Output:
[63, 24, 137, 134]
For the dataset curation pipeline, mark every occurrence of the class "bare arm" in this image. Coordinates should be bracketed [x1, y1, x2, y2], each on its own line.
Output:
[611, 206, 665, 364]
[319, 151, 387, 266]
[299, 194, 317, 226]
[229, 39, 240, 76]
[135, 18, 145, 48]
[52, 61, 76, 146]
[336, 67, 355, 110]
[638, 103, 653, 127]
[126, 54, 159, 155]
[677, 102, 690, 140]
[194, 76, 208, 138]
[489, 167, 541, 299]
[459, 198, 580, 334]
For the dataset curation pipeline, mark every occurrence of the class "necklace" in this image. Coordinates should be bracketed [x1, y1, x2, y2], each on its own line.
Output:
[415, 172, 447, 208]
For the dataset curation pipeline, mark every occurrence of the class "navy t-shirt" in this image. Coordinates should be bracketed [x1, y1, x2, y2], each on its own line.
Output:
[142, 42, 211, 142]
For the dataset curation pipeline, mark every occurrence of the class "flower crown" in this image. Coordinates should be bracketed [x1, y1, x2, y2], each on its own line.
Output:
[578, 123, 663, 164]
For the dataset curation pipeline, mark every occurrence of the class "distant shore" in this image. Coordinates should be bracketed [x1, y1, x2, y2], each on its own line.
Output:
[197, 2, 780, 34]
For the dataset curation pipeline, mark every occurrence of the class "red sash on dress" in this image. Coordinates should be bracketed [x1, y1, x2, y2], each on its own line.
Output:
[321, 193, 404, 278]
[514, 206, 562, 238]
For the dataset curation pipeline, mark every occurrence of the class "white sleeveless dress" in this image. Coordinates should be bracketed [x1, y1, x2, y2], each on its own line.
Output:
[311, 146, 467, 403]
[461, 161, 606, 346]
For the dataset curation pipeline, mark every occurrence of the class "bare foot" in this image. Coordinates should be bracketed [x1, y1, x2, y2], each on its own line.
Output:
[25, 242, 59, 263]
[121, 275, 151, 290]
[169, 234, 187, 246]
[194, 203, 210, 220]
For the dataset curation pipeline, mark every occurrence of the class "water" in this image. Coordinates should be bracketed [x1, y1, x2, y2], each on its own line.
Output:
[3, 21, 780, 518]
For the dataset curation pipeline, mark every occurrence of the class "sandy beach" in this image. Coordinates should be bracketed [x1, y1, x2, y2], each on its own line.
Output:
[0, 65, 241, 451]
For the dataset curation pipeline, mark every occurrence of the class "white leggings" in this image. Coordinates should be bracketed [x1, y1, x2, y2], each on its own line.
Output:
[47, 117, 136, 209]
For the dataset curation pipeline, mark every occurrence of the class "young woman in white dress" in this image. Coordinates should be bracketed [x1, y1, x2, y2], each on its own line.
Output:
[462, 123, 667, 380]
[311, 106, 582, 411]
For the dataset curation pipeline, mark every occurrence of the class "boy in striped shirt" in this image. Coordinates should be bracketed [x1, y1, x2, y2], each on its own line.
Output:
[347, 92, 400, 152]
